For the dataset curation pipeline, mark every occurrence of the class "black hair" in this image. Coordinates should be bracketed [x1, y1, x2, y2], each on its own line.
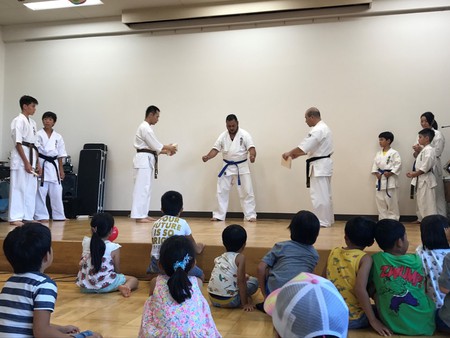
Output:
[345, 216, 376, 248]
[222, 224, 247, 252]
[159, 235, 196, 304]
[418, 128, 435, 142]
[226, 114, 238, 122]
[145, 105, 160, 118]
[420, 215, 450, 250]
[19, 95, 38, 109]
[42, 111, 57, 122]
[375, 219, 406, 251]
[421, 112, 438, 129]
[288, 210, 320, 245]
[3, 223, 51, 273]
[378, 131, 394, 144]
[90, 213, 115, 273]
[161, 191, 183, 216]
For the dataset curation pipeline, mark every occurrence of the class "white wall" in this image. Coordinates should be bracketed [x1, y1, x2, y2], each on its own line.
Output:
[1, 10, 450, 216]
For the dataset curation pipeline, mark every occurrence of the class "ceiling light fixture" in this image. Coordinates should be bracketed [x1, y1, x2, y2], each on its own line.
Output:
[24, 0, 103, 11]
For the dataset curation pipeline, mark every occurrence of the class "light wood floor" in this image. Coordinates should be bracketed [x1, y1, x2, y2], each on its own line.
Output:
[0, 216, 425, 252]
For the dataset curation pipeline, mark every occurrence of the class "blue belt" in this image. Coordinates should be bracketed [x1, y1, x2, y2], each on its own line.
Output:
[218, 159, 247, 185]
[377, 169, 392, 198]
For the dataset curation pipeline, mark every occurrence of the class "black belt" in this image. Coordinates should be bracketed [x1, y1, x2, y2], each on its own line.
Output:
[39, 154, 59, 186]
[218, 159, 247, 185]
[305, 154, 331, 188]
[21, 141, 38, 168]
[137, 149, 158, 179]
[377, 169, 392, 198]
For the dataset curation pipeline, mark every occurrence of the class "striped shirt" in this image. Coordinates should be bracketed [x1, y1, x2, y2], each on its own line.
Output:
[0, 272, 57, 337]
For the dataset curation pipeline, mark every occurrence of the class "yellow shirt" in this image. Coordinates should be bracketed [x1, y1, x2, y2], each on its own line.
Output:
[326, 247, 366, 320]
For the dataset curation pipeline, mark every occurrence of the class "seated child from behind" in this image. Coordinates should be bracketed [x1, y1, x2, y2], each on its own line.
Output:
[370, 219, 435, 336]
[0, 223, 102, 338]
[208, 224, 259, 311]
[257, 210, 320, 299]
[325, 216, 391, 336]
[147, 190, 205, 280]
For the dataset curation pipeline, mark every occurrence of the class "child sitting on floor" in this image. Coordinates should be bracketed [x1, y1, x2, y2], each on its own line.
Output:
[208, 224, 259, 311]
[0, 223, 102, 338]
[325, 216, 391, 336]
[139, 235, 221, 337]
[76, 213, 139, 297]
[257, 210, 320, 300]
[370, 219, 435, 335]
[416, 214, 450, 309]
[147, 190, 205, 280]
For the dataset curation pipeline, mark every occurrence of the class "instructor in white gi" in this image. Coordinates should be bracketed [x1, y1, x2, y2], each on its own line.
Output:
[130, 105, 177, 223]
[202, 114, 257, 222]
[282, 107, 334, 227]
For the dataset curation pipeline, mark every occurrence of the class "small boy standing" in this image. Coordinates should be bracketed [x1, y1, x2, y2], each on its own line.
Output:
[0, 223, 102, 337]
[257, 210, 320, 299]
[147, 191, 205, 280]
[406, 128, 437, 221]
[370, 219, 435, 335]
[325, 217, 391, 335]
[8, 95, 41, 226]
[35, 111, 68, 221]
[371, 131, 401, 221]
[208, 224, 259, 311]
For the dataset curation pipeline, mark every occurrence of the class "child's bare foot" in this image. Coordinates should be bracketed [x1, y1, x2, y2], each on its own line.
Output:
[118, 285, 131, 297]
[9, 221, 24, 226]
[210, 218, 222, 221]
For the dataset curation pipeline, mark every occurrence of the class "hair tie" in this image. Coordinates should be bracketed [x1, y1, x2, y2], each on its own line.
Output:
[173, 254, 191, 271]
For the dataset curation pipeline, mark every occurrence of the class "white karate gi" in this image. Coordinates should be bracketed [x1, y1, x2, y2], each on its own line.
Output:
[298, 120, 334, 227]
[8, 114, 38, 222]
[130, 121, 163, 219]
[412, 144, 437, 220]
[212, 128, 256, 221]
[34, 129, 67, 220]
[413, 129, 446, 218]
[371, 148, 401, 220]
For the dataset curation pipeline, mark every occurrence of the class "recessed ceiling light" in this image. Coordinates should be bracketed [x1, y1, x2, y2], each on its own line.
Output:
[24, 0, 103, 11]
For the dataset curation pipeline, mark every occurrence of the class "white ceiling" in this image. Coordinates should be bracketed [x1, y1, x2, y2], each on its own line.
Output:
[0, 0, 251, 26]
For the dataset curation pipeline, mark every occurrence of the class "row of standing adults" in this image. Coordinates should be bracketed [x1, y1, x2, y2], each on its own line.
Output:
[130, 106, 334, 227]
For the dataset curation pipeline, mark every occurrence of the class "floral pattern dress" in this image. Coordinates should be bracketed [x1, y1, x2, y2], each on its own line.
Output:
[139, 275, 221, 338]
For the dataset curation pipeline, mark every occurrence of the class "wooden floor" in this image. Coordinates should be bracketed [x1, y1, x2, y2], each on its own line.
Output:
[0, 217, 445, 337]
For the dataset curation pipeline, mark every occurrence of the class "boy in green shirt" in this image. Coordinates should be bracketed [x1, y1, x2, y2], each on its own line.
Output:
[370, 219, 435, 335]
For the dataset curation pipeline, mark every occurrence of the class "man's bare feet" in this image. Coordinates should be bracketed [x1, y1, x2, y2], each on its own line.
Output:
[9, 221, 24, 226]
[210, 218, 223, 221]
[118, 284, 131, 297]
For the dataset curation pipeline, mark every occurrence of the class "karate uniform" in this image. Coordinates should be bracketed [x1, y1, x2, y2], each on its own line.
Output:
[298, 120, 334, 227]
[212, 128, 256, 221]
[371, 148, 401, 220]
[8, 114, 38, 222]
[34, 129, 67, 220]
[130, 121, 163, 219]
[412, 144, 437, 220]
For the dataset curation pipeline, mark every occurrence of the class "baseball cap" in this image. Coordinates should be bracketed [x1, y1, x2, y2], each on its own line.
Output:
[264, 272, 348, 338]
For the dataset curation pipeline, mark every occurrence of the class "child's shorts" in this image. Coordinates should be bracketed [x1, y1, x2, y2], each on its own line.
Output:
[147, 256, 204, 278]
[80, 274, 126, 294]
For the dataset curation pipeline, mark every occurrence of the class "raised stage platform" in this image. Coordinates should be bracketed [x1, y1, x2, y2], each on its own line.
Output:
[0, 217, 424, 279]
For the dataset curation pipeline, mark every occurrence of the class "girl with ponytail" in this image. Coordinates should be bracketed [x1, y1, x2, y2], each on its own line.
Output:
[139, 235, 221, 337]
[76, 213, 138, 297]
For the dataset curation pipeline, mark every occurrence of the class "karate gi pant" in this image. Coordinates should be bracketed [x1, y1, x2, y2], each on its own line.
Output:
[375, 188, 400, 221]
[435, 172, 447, 217]
[310, 176, 334, 227]
[416, 183, 437, 221]
[131, 167, 153, 219]
[213, 173, 257, 221]
[8, 169, 37, 222]
[35, 181, 66, 220]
